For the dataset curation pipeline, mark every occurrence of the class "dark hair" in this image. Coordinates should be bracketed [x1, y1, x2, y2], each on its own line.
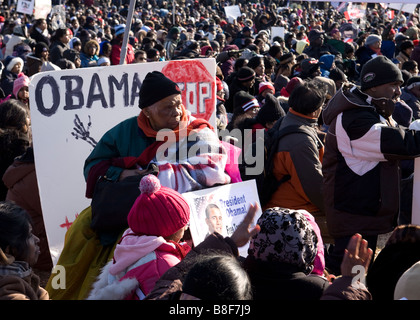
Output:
[146, 47, 159, 59]
[0, 99, 28, 130]
[51, 28, 69, 43]
[247, 56, 263, 70]
[33, 18, 47, 29]
[0, 202, 32, 260]
[135, 50, 146, 59]
[268, 45, 282, 58]
[154, 43, 164, 52]
[234, 58, 248, 71]
[264, 56, 276, 71]
[288, 81, 326, 114]
[182, 253, 252, 300]
[402, 60, 418, 72]
[400, 40, 414, 52]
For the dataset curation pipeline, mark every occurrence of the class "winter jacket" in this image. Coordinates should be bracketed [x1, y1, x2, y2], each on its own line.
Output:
[2, 148, 53, 272]
[0, 256, 49, 300]
[302, 43, 341, 60]
[49, 41, 68, 65]
[266, 109, 329, 242]
[320, 276, 371, 300]
[266, 109, 325, 214]
[0, 69, 19, 97]
[80, 52, 99, 68]
[411, 45, 420, 66]
[0, 129, 30, 200]
[87, 229, 190, 300]
[110, 43, 135, 65]
[322, 84, 420, 238]
[400, 87, 420, 120]
[243, 256, 330, 300]
[146, 232, 239, 300]
[30, 29, 50, 47]
[355, 45, 380, 72]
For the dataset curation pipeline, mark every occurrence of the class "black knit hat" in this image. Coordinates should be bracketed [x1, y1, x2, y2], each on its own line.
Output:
[236, 67, 255, 82]
[256, 93, 285, 126]
[139, 71, 182, 109]
[233, 91, 259, 113]
[360, 56, 403, 91]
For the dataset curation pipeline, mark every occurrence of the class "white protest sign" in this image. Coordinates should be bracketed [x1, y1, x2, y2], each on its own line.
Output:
[271, 26, 285, 42]
[29, 59, 217, 264]
[388, 3, 418, 14]
[224, 5, 242, 24]
[302, 0, 416, 2]
[16, 0, 34, 15]
[182, 180, 263, 257]
[33, 0, 52, 19]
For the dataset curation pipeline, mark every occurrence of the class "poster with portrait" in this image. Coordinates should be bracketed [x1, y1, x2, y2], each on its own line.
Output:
[16, 0, 35, 15]
[182, 180, 263, 257]
[29, 59, 217, 264]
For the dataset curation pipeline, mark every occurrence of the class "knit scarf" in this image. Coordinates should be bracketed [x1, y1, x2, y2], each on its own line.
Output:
[118, 106, 213, 169]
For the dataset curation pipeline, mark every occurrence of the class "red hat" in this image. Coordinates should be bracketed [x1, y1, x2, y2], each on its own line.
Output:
[258, 82, 275, 95]
[216, 77, 224, 92]
[280, 77, 304, 97]
[127, 175, 190, 238]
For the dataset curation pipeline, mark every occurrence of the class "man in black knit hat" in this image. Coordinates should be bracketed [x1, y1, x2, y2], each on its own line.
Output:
[225, 66, 256, 114]
[322, 56, 420, 275]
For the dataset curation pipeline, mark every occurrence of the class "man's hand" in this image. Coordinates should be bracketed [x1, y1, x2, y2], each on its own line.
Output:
[230, 203, 261, 248]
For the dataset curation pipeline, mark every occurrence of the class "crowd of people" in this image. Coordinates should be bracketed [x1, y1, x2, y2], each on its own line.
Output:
[0, 0, 420, 303]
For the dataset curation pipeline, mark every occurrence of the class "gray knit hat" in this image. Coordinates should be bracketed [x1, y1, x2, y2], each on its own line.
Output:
[360, 56, 403, 91]
[365, 34, 382, 47]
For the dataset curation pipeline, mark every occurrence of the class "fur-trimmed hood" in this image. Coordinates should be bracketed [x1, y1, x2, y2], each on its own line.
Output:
[86, 260, 139, 300]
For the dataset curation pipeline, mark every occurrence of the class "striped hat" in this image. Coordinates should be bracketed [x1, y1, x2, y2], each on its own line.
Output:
[234, 91, 259, 113]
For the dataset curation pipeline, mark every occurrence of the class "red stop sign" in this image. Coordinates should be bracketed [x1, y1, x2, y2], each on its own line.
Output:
[162, 60, 215, 121]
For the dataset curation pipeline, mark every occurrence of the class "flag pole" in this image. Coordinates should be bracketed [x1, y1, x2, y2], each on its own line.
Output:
[119, 0, 137, 65]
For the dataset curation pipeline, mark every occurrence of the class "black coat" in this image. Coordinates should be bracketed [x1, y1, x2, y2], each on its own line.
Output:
[243, 256, 330, 300]
[30, 29, 50, 47]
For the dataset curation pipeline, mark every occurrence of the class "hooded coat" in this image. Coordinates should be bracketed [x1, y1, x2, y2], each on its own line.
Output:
[87, 229, 190, 300]
[322, 84, 420, 238]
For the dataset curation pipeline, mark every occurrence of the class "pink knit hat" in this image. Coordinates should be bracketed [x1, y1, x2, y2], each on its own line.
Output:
[13, 73, 30, 98]
[127, 175, 190, 238]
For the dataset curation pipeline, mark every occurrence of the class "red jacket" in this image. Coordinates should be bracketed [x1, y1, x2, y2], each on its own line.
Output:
[111, 43, 135, 65]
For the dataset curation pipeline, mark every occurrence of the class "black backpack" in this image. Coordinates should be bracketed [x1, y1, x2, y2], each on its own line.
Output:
[240, 117, 318, 207]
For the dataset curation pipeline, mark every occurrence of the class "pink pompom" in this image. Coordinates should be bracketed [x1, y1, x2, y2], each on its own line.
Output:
[139, 174, 161, 195]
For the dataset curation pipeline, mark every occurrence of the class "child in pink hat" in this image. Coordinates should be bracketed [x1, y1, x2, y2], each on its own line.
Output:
[12, 73, 30, 107]
[87, 174, 191, 300]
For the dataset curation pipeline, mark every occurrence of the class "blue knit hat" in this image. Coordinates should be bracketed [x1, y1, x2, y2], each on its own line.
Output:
[114, 24, 125, 37]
